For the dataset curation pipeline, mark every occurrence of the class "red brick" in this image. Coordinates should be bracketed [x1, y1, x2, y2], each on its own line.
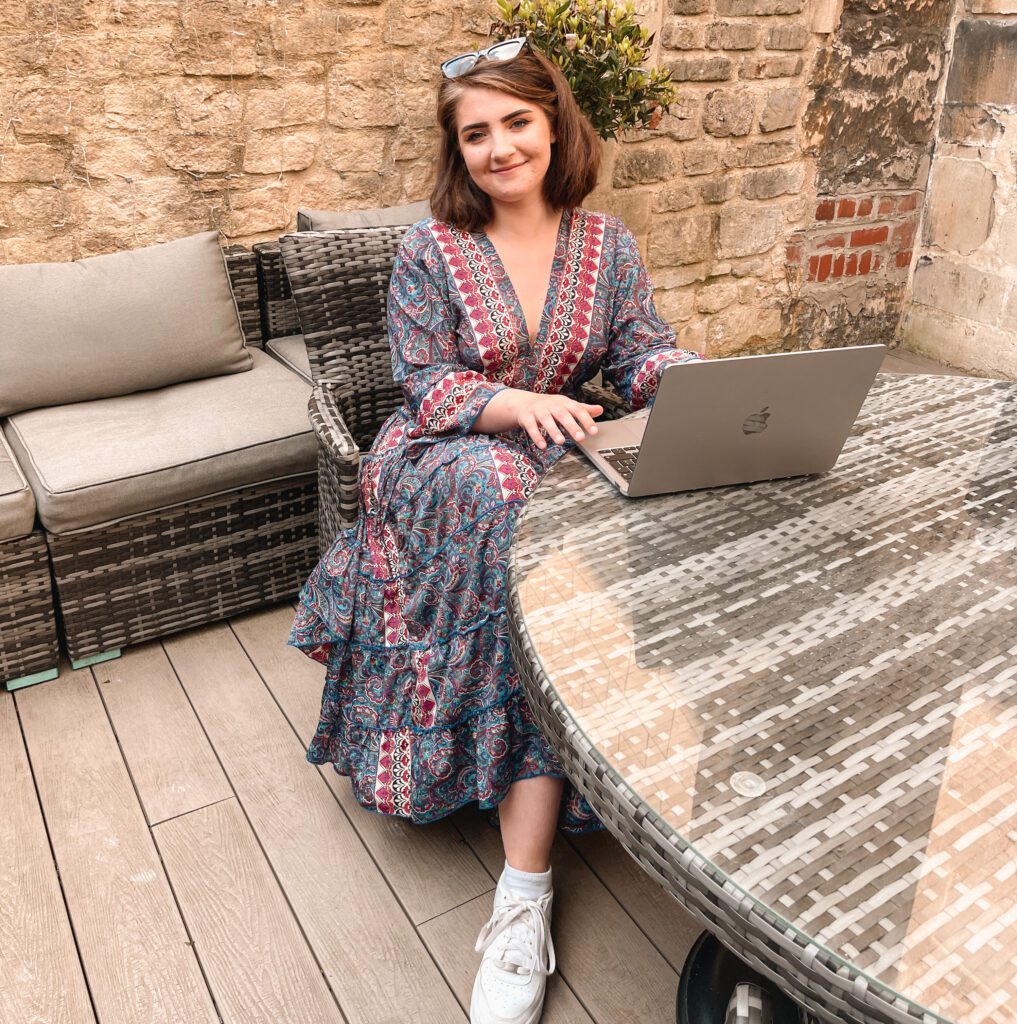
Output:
[808, 255, 819, 281]
[893, 220, 916, 249]
[895, 249, 913, 268]
[859, 250, 872, 275]
[837, 198, 856, 219]
[817, 234, 845, 249]
[857, 198, 873, 217]
[816, 200, 835, 221]
[832, 253, 845, 278]
[898, 193, 918, 212]
[846, 252, 858, 276]
[817, 253, 833, 282]
[850, 226, 889, 247]
[873, 255, 881, 271]
[878, 197, 895, 215]
[786, 243, 802, 264]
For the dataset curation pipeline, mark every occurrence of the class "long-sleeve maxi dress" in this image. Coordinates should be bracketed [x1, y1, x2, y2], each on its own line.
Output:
[289, 207, 701, 834]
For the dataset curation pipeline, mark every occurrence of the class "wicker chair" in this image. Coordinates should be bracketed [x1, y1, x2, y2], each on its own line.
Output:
[277, 226, 628, 549]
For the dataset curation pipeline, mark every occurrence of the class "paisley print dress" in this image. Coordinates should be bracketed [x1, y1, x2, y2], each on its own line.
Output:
[290, 207, 700, 833]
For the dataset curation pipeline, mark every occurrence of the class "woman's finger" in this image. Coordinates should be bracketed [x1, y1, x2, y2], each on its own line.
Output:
[554, 408, 585, 441]
[576, 402, 602, 433]
[520, 413, 547, 450]
[538, 411, 566, 446]
[568, 404, 599, 436]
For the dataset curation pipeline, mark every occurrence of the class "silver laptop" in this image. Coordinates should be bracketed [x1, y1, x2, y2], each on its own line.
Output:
[577, 345, 887, 497]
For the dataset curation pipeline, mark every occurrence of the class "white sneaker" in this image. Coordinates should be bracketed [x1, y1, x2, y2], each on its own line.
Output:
[470, 874, 556, 1024]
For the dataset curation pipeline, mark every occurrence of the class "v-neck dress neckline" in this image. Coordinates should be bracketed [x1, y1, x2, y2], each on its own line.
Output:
[475, 208, 572, 347]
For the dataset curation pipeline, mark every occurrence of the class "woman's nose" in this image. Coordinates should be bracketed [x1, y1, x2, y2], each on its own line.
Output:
[490, 131, 516, 162]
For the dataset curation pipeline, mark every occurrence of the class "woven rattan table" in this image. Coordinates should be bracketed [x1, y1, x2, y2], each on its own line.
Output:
[507, 372, 1017, 1024]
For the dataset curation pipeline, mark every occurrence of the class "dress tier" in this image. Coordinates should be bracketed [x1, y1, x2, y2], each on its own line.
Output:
[290, 208, 701, 832]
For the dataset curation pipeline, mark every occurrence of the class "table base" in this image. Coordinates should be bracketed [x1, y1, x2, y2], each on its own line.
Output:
[679, 931, 814, 1024]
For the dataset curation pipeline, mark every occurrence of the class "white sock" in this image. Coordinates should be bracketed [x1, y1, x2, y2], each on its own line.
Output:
[501, 861, 553, 901]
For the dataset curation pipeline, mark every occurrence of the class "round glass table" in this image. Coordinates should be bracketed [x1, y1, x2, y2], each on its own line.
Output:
[507, 372, 1017, 1024]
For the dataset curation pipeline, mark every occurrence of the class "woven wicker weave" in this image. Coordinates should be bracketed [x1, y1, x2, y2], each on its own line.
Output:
[509, 373, 1017, 1024]
[0, 530, 59, 687]
[253, 241, 302, 342]
[48, 476, 318, 662]
[222, 244, 263, 348]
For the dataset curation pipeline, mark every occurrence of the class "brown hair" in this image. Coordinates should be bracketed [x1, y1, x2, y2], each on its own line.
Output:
[430, 48, 601, 232]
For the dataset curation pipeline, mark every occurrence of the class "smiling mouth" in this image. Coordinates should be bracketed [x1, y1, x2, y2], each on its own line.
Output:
[492, 162, 525, 174]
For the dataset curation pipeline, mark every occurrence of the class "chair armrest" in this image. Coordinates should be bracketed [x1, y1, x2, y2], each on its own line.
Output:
[308, 381, 405, 545]
[222, 245, 263, 348]
[579, 380, 630, 420]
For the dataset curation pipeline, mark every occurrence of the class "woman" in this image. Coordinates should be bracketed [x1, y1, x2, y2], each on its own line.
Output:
[291, 38, 700, 1024]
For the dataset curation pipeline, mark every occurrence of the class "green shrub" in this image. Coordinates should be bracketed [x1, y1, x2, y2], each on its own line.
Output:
[490, 0, 677, 141]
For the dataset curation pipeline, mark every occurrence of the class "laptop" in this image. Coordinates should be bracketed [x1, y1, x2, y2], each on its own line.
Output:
[577, 344, 887, 497]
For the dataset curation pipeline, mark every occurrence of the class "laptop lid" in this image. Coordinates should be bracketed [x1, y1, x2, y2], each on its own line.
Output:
[624, 344, 886, 497]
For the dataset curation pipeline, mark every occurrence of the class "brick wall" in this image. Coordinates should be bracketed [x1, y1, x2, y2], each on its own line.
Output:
[786, 192, 919, 287]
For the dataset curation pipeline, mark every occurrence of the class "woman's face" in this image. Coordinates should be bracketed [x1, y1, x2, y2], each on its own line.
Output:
[454, 86, 556, 208]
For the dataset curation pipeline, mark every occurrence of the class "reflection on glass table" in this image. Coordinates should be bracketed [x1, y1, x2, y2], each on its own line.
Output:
[508, 373, 1017, 1024]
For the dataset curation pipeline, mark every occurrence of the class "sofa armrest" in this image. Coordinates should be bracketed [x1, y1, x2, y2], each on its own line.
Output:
[253, 241, 303, 342]
[222, 245, 263, 349]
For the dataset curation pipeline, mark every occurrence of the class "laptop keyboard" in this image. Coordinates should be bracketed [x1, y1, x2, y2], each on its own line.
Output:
[599, 445, 640, 482]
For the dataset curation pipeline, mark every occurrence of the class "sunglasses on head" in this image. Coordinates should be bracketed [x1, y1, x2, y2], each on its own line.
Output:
[440, 37, 529, 79]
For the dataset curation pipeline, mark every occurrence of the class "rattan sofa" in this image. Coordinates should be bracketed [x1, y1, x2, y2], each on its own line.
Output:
[0, 233, 319, 674]
[0, 431, 59, 689]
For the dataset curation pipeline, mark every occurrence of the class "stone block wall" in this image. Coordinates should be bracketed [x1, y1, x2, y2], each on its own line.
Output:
[899, 2, 1017, 377]
[0, 0, 487, 264]
[3, 0, 1009, 367]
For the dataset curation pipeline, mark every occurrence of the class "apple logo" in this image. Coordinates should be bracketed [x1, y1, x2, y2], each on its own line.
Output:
[743, 406, 770, 434]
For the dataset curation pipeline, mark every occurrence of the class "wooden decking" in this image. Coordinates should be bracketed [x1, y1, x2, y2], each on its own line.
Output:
[2, 600, 702, 1024]
[1, 344, 965, 1024]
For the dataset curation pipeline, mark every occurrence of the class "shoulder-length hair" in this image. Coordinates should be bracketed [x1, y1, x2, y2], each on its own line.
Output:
[430, 48, 601, 233]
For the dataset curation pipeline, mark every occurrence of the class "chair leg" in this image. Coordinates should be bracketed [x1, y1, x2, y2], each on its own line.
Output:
[70, 649, 121, 671]
[5, 667, 60, 691]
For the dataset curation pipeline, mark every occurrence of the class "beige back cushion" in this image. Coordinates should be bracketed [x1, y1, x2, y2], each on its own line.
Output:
[296, 200, 431, 232]
[0, 231, 252, 417]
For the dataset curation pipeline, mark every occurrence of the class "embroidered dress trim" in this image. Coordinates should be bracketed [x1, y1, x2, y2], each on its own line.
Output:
[534, 210, 605, 395]
[429, 221, 520, 384]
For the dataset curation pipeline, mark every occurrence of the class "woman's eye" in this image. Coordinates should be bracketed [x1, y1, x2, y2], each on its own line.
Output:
[511, 118, 529, 129]
[466, 131, 484, 142]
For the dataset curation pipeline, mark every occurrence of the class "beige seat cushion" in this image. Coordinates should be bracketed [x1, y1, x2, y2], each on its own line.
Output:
[0, 430, 36, 542]
[0, 231, 252, 417]
[296, 200, 431, 232]
[4, 349, 316, 535]
[266, 335, 311, 383]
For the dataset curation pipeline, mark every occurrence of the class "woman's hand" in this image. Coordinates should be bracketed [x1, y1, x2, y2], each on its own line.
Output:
[474, 389, 602, 449]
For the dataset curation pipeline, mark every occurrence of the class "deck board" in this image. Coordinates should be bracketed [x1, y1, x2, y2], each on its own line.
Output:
[8, 603, 702, 1024]
[95, 644, 233, 826]
[15, 671, 218, 1024]
[0, 692, 96, 1024]
[230, 604, 496, 925]
[153, 798, 346, 1024]
[570, 830, 701, 974]
[162, 623, 466, 1024]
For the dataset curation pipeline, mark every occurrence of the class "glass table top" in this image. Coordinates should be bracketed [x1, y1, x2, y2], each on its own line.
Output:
[510, 373, 1017, 1024]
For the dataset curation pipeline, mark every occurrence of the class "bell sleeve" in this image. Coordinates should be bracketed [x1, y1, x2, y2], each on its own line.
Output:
[601, 221, 702, 411]
[387, 229, 506, 437]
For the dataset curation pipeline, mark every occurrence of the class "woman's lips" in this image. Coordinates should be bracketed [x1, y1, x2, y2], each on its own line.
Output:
[492, 162, 525, 174]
